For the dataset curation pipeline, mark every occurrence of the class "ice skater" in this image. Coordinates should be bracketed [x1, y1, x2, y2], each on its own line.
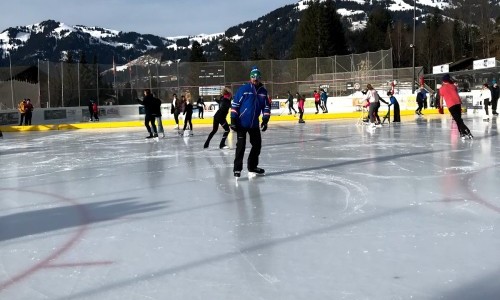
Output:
[231, 66, 271, 178]
[415, 87, 426, 116]
[24, 99, 34, 125]
[285, 91, 297, 115]
[153, 93, 165, 137]
[440, 74, 473, 139]
[320, 89, 328, 113]
[137, 89, 160, 139]
[197, 96, 206, 119]
[297, 92, 305, 123]
[386, 91, 400, 123]
[180, 94, 193, 136]
[480, 83, 492, 121]
[313, 90, 321, 114]
[363, 84, 383, 128]
[204, 88, 232, 149]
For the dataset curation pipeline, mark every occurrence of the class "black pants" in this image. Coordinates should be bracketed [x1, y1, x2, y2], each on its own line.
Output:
[204, 115, 230, 148]
[145, 114, 157, 134]
[288, 105, 297, 114]
[315, 102, 320, 112]
[492, 97, 498, 114]
[234, 128, 261, 172]
[198, 107, 204, 118]
[298, 108, 304, 120]
[25, 111, 32, 125]
[449, 104, 471, 136]
[484, 99, 490, 116]
[173, 110, 180, 125]
[19, 113, 25, 126]
[183, 112, 193, 131]
[393, 103, 400, 122]
[416, 100, 423, 114]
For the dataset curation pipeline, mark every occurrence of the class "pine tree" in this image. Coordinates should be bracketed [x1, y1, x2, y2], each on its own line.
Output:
[190, 41, 207, 62]
[364, 6, 392, 52]
[219, 38, 242, 61]
[292, 0, 322, 58]
[319, 0, 348, 56]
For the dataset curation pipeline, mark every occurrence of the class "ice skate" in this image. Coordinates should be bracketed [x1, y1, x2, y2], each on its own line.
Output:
[220, 145, 230, 150]
[234, 171, 241, 178]
[248, 167, 265, 177]
[145, 134, 154, 139]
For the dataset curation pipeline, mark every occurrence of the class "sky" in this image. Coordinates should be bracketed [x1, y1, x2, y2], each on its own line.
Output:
[1, 0, 298, 38]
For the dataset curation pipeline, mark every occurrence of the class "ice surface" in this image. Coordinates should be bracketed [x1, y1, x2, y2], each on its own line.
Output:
[0, 115, 499, 300]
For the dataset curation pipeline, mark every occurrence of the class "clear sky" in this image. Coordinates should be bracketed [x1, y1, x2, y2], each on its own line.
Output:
[1, 0, 298, 37]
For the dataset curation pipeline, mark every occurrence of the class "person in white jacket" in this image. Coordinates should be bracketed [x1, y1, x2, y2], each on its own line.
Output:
[363, 84, 382, 128]
[480, 83, 492, 121]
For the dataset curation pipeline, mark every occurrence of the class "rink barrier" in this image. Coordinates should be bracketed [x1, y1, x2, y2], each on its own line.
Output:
[0, 108, 446, 132]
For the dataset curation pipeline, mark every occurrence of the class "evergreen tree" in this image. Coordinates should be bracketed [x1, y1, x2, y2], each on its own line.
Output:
[292, 0, 322, 58]
[219, 38, 242, 61]
[190, 41, 207, 62]
[250, 47, 263, 61]
[363, 6, 392, 52]
[319, 0, 348, 56]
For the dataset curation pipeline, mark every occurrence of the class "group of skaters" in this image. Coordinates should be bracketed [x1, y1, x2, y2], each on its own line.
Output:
[360, 84, 401, 128]
[136, 70, 494, 178]
[284, 89, 328, 124]
[17, 98, 34, 126]
[137, 66, 270, 178]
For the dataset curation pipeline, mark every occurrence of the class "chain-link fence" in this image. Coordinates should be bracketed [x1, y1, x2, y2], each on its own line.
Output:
[0, 49, 423, 109]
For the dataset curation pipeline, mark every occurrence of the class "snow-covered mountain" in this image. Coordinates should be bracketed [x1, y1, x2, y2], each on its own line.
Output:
[0, 0, 497, 66]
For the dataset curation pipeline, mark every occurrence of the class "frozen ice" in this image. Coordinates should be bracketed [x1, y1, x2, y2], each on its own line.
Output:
[0, 115, 499, 300]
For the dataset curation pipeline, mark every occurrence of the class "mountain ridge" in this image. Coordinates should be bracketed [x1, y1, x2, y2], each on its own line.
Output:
[0, 0, 498, 66]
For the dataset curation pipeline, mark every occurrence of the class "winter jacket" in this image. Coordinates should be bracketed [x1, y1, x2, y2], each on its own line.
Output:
[18, 101, 26, 113]
[440, 83, 461, 108]
[320, 91, 328, 102]
[480, 88, 492, 101]
[313, 92, 320, 103]
[231, 82, 270, 129]
[216, 94, 231, 118]
[138, 95, 161, 116]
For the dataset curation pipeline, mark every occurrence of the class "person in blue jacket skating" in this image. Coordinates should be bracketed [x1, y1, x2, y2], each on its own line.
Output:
[230, 66, 271, 178]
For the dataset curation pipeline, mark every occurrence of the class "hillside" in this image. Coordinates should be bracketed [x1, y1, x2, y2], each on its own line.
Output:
[0, 0, 498, 66]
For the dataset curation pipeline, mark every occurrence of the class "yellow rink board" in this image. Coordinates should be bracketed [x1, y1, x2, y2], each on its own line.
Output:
[0, 109, 445, 132]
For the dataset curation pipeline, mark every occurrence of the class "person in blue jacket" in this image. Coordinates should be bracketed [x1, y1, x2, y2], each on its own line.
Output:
[230, 66, 271, 178]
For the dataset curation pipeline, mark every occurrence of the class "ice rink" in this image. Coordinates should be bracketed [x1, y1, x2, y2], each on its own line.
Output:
[1, 114, 499, 300]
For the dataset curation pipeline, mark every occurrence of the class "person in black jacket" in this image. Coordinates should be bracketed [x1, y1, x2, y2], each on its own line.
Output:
[137, 89, 160, 138]
[491, 82, 499, 116]
[180, 94, 194, 136]
[204, 88, 232, 149]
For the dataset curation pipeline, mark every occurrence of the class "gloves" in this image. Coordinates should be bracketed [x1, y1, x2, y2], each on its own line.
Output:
[260, 120, 268, 132]
[230, 118, 238, 131]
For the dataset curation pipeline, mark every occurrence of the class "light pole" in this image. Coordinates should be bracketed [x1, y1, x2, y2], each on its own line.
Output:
[411, 0, 416, 94]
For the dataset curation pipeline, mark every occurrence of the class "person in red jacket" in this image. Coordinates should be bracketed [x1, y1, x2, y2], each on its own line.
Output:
[24, 99, 34, 125]
[296, 92, 305, 124]
[439, 74, 473, 139]
[313, 90, 320, 114]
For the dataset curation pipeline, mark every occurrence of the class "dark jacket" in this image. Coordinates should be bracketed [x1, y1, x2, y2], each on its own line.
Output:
[183, 102, 193, 118]
[231, 82, 271, 129]
[491, 86, 499, 101]
[138, 95, 161, 116]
